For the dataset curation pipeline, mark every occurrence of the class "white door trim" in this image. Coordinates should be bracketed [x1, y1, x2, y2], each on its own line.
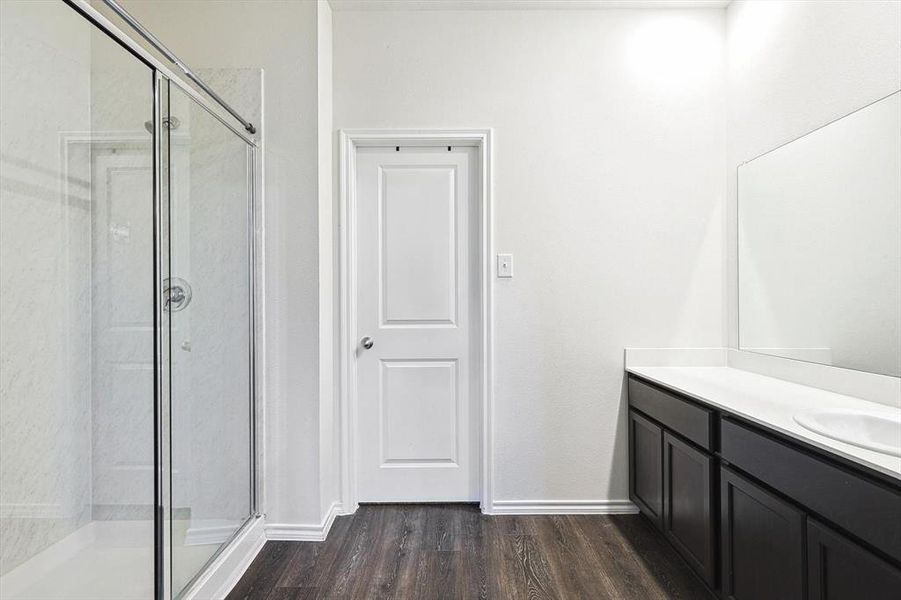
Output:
[338, 129, 494, 513]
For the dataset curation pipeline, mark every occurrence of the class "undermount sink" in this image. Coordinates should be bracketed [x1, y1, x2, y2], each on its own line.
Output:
[794, 408, 901, 457]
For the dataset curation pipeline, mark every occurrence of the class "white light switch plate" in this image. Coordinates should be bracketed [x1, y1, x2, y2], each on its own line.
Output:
[497, 253, 513, 278]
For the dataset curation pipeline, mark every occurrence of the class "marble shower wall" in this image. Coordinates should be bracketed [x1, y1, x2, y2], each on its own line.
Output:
[0, 1, 94, 575]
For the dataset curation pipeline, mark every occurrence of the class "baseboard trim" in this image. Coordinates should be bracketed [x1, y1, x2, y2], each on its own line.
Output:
[487, 500, 639, 515]
[265, 501, 343, 542]
[182, 516, 266, 600]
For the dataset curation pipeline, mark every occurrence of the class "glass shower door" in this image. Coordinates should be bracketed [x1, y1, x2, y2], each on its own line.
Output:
[163, 81, 255, 597]
[0, 2, 156, 598]
[1, 2, 257, 598]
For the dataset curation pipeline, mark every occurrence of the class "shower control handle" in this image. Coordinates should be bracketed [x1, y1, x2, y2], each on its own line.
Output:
[360, 336, 374, 350]
[163, 277, 192, 312]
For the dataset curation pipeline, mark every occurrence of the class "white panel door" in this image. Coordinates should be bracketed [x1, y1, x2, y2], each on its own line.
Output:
[355, 146, 479, 502]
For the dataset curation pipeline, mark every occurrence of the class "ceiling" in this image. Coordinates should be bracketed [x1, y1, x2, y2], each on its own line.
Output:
[329, 0, 732, 11]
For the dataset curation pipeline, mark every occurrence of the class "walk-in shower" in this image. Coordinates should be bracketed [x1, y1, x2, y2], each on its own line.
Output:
[0, 1, 260, 598]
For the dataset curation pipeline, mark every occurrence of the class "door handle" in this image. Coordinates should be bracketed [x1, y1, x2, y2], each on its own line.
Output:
[360, 336, 374, 350]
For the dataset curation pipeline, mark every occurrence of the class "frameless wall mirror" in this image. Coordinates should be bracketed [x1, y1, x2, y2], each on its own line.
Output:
[738, 91, 901, 378]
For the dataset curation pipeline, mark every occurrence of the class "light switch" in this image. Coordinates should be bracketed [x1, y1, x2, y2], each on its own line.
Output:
[497, 253, 513, 278]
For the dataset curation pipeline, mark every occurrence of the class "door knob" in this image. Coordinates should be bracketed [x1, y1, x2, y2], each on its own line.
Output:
[360, 336, 374, 350]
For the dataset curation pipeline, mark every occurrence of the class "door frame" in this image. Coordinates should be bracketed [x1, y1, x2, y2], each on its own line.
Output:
[338, 129, 494, 513]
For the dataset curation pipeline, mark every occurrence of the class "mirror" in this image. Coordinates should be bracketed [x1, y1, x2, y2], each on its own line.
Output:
[738, 91, 901, 377]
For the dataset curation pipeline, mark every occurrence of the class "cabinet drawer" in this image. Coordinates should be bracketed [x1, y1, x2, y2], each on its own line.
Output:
[628, 376, 714, 450]
[808, 519, 901, 600]
[721, 417, 901, 563]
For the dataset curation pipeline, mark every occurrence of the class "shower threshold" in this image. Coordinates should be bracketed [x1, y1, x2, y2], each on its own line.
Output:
[0, 518, 240, 599]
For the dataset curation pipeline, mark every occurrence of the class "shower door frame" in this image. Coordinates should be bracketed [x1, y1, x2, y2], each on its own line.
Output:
[159, 76, 262, 599]
[61, 2, 264, 599]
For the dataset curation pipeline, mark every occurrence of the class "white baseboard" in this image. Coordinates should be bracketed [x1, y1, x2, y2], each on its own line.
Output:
[182, 516, 266, 600]
[487, 500, 639, 515]
[265, 501, 343, 542]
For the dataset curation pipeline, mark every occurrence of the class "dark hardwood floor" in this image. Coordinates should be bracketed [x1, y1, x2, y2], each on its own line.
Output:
[228, 504, 715, 600]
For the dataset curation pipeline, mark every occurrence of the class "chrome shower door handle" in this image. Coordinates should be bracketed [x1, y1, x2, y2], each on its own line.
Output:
[360, 336, 374, 350]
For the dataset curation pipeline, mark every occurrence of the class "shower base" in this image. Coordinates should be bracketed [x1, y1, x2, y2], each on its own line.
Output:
[0, 518, 237, 599]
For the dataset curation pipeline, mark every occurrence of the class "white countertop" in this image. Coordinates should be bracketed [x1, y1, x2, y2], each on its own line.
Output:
[626, 365, 901, 481]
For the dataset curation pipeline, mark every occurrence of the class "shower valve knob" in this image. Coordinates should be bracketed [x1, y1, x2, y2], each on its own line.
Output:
[163, 277, 192, 312]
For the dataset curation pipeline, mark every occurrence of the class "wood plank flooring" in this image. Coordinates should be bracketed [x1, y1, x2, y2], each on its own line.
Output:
[228, 504, 715, 600]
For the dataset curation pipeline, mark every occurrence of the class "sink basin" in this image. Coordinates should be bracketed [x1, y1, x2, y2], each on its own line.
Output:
[794, 408, 901, 457]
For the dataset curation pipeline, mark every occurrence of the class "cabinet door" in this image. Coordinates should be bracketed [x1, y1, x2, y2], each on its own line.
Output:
[629, 410, 663, 527]
[808, 519, 901, 600]
[663, 432, 716, 587]
[721, 466, 805, 600]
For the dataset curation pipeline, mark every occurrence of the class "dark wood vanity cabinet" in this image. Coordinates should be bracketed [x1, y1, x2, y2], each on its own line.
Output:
[720, 465, 805, 600]
[720, 417, 901, 563]
[628, 377, 714, 449]
[663, 432, 716, 587]
[807, 519, 901, 600]
[628, 410, 663, 527]
[627, 374, 901, 599]
[627, 378, 717, 587]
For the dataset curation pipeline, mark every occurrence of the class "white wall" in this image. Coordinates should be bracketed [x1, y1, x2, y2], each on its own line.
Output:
[725, 0, 901, 352]
[334, 8, 726, 504]
[317, 0, 339, 516]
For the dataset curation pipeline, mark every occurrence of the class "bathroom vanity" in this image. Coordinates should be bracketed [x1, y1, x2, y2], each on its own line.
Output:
[626, 366, 901, 599]
[625, 89, 901, 598]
